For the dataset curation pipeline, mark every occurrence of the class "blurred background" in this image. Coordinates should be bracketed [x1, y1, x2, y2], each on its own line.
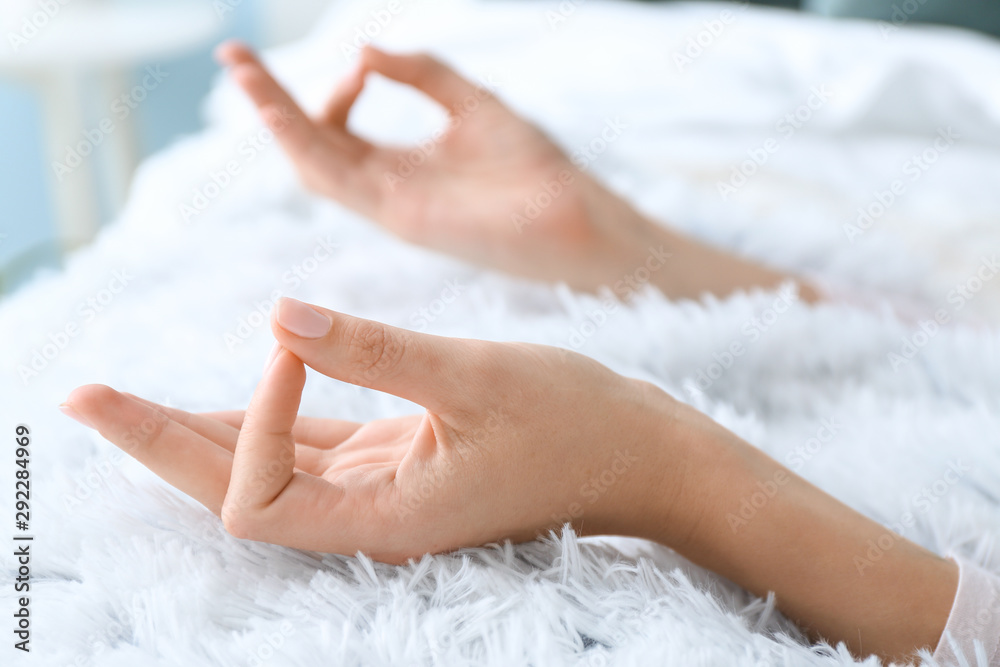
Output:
[0, 0, 997, 293]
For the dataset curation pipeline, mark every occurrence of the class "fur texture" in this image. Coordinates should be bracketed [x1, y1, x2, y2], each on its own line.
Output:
[2, 1, 999, 665]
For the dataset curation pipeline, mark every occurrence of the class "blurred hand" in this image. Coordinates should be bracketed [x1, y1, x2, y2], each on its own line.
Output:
[215, 42, 660, 292]
[63, 297, 695, 563]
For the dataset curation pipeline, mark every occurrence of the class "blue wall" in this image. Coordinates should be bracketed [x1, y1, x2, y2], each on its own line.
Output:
[0, 0, 261, 291]
[0, 81, 58, 287]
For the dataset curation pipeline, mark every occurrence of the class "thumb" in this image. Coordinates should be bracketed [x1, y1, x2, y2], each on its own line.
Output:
[270, 297, 474, 414]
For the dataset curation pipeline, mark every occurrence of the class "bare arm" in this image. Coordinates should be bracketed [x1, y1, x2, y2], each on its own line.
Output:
[64, 298, 952, 662]
[214, 42, 820, 303]
[639, 405, 958, 662]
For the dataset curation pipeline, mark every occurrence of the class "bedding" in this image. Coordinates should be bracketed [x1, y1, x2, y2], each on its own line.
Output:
[2, 0, 1000, 664]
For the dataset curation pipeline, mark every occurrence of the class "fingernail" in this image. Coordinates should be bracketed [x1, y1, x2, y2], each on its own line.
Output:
[276, 298, 331, 339]
[60, 403, 94, 429]
[264, 342, 282, 372]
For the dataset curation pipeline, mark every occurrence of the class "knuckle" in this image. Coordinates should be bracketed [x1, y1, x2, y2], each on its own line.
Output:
[346, 320, 405, 384]
[221, 503, 259, 541]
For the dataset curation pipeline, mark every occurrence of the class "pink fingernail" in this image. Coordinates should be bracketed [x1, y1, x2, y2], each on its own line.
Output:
[60, 403, 94, 429]
[276, 298, 331, 339]
[264, 342, 282, 372]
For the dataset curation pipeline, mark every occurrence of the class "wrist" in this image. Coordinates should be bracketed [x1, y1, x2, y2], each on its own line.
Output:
[605, 380, 742, 550]
[622, 387, 957, 661]
[580, 179, 820, 302]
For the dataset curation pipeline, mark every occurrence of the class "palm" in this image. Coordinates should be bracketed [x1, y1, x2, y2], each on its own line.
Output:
[143, 399, 453, 561]
[303, 415, 410, 479]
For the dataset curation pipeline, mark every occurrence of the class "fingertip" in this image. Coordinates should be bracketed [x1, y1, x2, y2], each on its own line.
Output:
[65, 384, 119, 411]
[359, 44, 382, 61]
[358, 44, 393, 74]
[229, 62, 262, 89]
[273, 297, 333, 340]
[269, 346, 307, 385]
[62, 384, 123, 429]
[215, 39, 255, 66]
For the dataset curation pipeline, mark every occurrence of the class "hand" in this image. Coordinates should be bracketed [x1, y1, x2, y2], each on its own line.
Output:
[63, 297, 956, 660]
[215, 42, 815, 301]
[62, 297, 697, 563]
[214, 41, 670, 293]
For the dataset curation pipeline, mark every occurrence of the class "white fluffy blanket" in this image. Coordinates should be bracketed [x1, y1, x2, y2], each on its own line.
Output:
[3, 1, 1000, 665]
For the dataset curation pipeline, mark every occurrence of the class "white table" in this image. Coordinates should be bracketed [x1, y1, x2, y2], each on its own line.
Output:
[0, 2, 220, 251]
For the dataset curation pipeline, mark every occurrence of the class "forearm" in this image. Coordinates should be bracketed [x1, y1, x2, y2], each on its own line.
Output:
[578, 179, 821, 303]
[631, 398, 957, 662]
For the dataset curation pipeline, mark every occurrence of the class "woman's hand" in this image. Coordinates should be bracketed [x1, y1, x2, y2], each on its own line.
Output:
[214, 42, 654, 292]
[63, 296, 956, 660]
[215, 42, 808, 300]
[62, 297, 699, 563]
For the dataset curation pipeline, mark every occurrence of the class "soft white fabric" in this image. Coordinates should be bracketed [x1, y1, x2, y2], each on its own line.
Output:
[2, 1, 1000, 665]
[934, 557, 1000, 667]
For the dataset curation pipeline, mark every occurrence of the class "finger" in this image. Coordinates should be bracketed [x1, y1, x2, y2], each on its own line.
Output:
[125, 394, 240, 452]
[321, 61, 366, 128]
[362, 46, 493, 111]
[123, 396, 345, 474]
[137, 396, 348, 476]
[62, 385, 233, 515]
[271, 297, 475, 415]
[216, 42, 320, 163]
[223, 461, 397, 555]
[198, 410, 364, 449]
[219, 348, 389, 553]
[213, 39, 255, 67]
[225, 347, 306, 515]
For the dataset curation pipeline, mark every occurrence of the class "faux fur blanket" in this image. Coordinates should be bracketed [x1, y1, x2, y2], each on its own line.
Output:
[3, 1, 1000, 665]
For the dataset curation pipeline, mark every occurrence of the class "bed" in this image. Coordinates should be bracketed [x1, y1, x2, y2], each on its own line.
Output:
[2, 0, 1000, 664]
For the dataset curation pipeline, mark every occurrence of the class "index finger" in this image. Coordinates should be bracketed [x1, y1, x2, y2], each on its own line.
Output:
[215, 40, 319, 162]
